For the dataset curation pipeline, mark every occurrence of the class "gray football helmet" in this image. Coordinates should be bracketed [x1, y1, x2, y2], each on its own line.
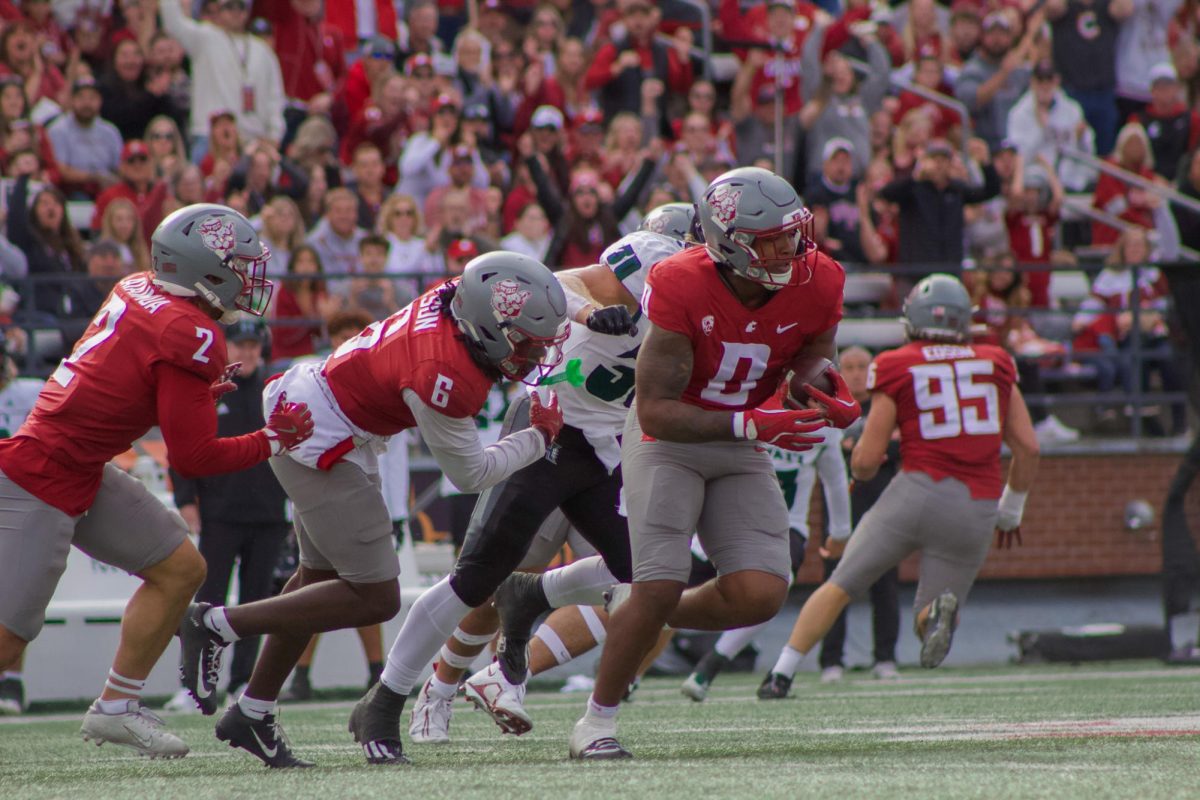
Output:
[450, 251, 569, 384]
[151, 203, 272, 324]
[903, 274, 973, 343]
[699, 167, 815, 290]
[639, 202, 702, 244]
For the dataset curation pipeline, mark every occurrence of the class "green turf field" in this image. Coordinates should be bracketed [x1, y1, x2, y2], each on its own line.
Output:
[2, 664, 1198, 799]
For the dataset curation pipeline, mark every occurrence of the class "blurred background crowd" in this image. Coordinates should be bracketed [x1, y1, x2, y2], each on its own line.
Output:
[0, 0, 1192, 443]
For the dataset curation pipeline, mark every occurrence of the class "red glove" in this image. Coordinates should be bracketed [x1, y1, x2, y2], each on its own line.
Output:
[264, 391, 314, 455]
[209, 362, 241, 403]
[803, 368, 861, 429]
[734, 406, 826, 451]
[529, 390, 563, 446]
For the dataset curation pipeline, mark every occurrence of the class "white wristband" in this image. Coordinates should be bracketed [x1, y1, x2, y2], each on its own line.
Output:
[564, 288, 593, 322]
[996, 486, 1028, 530]
[732, 411, 748, 440]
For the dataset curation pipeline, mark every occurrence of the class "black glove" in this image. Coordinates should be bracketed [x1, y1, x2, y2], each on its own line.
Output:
[586, 305, 637, 336]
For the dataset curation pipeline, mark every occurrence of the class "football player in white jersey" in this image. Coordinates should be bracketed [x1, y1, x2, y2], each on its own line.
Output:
[359, 205, 702, 752]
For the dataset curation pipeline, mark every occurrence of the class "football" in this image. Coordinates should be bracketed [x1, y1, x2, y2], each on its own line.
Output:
[785, 356, 836, 409]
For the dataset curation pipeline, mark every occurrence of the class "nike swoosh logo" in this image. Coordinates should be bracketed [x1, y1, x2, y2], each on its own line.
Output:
[194, 649, 211, 699]
[835, 398, 856, 408]
[123, 724, 153, 748]
[251, 727, 278, 758]
[777, 323, 799, 333]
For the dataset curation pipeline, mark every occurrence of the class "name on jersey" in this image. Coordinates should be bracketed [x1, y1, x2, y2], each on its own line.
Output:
[122, 275, 171, 314]
[413, 291, 442, 332]
[921, 344, 975, 361]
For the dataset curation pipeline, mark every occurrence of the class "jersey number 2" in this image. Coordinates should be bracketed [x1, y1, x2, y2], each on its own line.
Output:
[909, 359, 1000, 440]
[51, 295, 128, 387]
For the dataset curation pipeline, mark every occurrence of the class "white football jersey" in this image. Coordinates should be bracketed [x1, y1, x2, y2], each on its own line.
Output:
[0, 377, 43, 438]
[768, 426, 851, 539]
[535, 231, 685, 470]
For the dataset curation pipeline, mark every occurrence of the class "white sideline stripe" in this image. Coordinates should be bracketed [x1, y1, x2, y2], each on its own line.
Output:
[6, 666, 1198, 726]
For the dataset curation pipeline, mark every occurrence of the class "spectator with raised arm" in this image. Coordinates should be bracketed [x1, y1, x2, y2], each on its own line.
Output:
[1006, 60, 1096, 192]
[259, 0, 346, 118]
[158, 0, 285, 158]
[583, 0, 694, 127]
[1046, 0, 1133, 156]
[955, 10, 1039, 150]
[878, 138, 1000, 269]
[799, 17, 891, 191]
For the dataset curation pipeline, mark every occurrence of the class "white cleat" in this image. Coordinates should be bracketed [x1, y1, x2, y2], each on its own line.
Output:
[463, 661, 532, 735]
[820, 665, 844, 684]
[80, 700, 189, 759]
[569, 714, 631, 760]
[408, 678, 453, 744]
[162, 688, 200, 715]
[872, 661, 900, 681]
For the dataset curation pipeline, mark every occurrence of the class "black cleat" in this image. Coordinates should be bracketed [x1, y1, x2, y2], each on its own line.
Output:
[348, 681, 411, 765]
[492, 572, 551, 684]
[281, 668, 312, 702]
[215, 703, 314, 768]
[178, 602, 225, 716]
[756, 671, 793, 700]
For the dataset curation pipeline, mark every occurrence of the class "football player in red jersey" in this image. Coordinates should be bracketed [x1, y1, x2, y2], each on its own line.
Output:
[757, 274, 1041, 700]
[569, 166, 859, 760]
[178, 251, 570, 768]
[0, 203, 314, 758]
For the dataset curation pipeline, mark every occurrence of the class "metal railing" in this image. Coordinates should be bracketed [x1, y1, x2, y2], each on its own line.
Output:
[10, 262, 1192, 447]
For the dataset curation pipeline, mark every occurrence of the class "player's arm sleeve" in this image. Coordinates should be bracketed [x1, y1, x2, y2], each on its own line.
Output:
[816, 433, 852, 540]
[403, 388, 545, 494]
[155, 363, 271, 478]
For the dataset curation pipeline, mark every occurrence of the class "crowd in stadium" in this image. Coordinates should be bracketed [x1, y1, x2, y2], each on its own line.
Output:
[0, 0, 1190, 441]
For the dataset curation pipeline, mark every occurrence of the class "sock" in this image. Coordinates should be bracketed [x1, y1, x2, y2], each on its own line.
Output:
[203, 606, 240, 644]
[238, 693, 276, 721]
[103, 669, 146, 698]
[714, 621, 769, 661]
[772, 645, 804, 678]
[586, 694, 619, 720]
[1, 671, 22, 680]
[367, 660, 384, 687]
[96, 697, 132, 714]
[542, 556, 617, 608]
[292, 665, 310, 682]
[380, 576, 471, 696]
[427, 673, 458, 701]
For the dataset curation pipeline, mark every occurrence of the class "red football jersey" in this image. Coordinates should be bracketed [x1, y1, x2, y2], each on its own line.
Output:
[642, 247, 844, 412]
[0, 273, 229, 515]
[322, 282, 494, 434]
[867, 341, 1017, 500]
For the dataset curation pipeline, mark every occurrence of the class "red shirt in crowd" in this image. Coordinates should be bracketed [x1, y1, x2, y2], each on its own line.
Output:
[259, 0, 347, 103]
